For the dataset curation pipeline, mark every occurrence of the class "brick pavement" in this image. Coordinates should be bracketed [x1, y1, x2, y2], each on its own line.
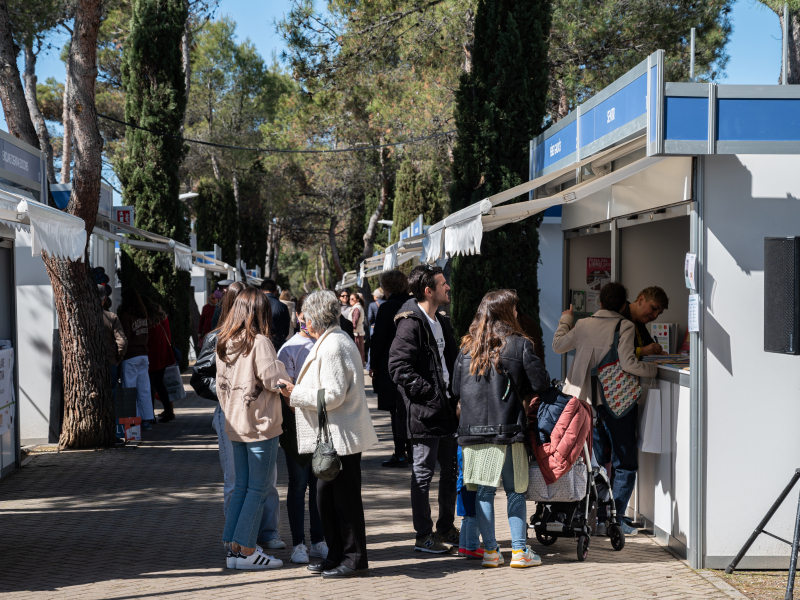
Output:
[0, 377, 739, 599]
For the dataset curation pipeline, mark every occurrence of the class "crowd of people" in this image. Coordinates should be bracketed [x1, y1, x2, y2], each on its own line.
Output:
[173, 265, 670, 578]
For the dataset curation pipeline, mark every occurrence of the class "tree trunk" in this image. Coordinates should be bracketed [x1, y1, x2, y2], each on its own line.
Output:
[778, 10, 800, 84]
[264, 220, 274, 278]
[232, 168, 241, 268]
[61, 58, 72, 183]
[319, 245, 329, 289]
[210, 153, 221, 180]
[181, 0, 191, 127]
[23, 43, 57, 184]
[0, 1, 40, 148]
[329, 217, 344, 279]
[314, 247, 323, 290]
[270, 220, 281, 279]
[48, 0, 112, 448]
[362, 142, 390, 260]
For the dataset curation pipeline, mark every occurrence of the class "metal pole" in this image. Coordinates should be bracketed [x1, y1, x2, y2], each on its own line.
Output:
[785, 486, 800, 599]
[783, 3, 789, 85]
[690, 28, 696, 82]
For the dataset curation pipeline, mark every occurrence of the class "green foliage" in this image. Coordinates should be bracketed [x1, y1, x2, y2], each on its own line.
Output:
[195, 177, 237, 264]
[340, 194, 367, 272]
[391, 158, 448, 244]
[449, 0, 550, 339]
[117, 0, 191, 366]
[36, 77, 63, 122]
[237, 172, 269, 270]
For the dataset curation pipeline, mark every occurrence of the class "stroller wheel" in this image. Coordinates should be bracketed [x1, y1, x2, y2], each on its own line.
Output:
[609, 524, 625, 551]
[536, 532, 557, 546]
[576, 534, 590, 562]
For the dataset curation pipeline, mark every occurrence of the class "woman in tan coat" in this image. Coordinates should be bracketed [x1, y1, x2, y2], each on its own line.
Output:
[552, 281, 656, 537]
[216, 288, 290, 570]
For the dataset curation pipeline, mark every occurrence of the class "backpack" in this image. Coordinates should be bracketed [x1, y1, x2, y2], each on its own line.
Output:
[590, 319, 643, 418]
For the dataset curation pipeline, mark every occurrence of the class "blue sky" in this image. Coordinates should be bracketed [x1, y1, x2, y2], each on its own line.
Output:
[0, 0, 786, 133]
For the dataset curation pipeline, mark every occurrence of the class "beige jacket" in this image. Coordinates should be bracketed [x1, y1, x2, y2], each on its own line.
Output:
[552, 309, 657, 404]
[216, 334, 290, 443]
[290, 326, 378, 456]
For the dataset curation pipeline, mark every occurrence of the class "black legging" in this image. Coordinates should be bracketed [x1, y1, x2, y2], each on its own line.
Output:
[389, 406, 412, 457]
[149, 368, 172, 413]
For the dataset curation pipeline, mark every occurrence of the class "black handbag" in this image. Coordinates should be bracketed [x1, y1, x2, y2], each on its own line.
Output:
[311, 389, 342, 481]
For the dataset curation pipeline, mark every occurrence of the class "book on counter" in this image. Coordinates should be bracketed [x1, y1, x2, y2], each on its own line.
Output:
[649, 322, 678, 354]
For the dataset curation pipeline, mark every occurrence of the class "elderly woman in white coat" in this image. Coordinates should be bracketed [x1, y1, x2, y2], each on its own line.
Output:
[552, 281, 657, 537]
[278, 290, 378, 580]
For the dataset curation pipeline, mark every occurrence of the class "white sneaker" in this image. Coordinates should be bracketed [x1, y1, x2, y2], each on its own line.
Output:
[226, 550, 240, 569]
[263, 538, 287, 549]
[291, 543, 310, 564]
[236, 547, 283, 570]
[309, 541, 329, 559]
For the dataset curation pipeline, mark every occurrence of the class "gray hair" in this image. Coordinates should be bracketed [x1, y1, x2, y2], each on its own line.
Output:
[303, 290, 341, 332]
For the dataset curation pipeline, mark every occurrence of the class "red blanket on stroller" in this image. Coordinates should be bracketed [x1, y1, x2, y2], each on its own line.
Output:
[527, 390, 593, 485]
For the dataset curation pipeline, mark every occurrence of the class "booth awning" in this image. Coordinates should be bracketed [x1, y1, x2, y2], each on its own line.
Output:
[0, 186, 88, 261]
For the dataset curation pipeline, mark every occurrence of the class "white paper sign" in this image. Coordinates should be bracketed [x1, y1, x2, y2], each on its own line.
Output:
[688, 294, 700, 332]
[685, 253, 697, 290]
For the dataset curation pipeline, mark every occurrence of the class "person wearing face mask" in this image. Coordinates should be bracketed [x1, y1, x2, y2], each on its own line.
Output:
[276, 294, 329, 565]
[619, 287, 670, 357]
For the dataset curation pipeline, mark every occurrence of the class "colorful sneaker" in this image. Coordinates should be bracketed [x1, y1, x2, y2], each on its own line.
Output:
[510, 546, 542, 568]
[226, 550, 241, 569]
[235, 547, 283, 570]
[482, 548, 505, 568]
[309, 540, 329, 559]
[290, 543, 309, 564]
[414, 533, 452, 554]
[462, 548, 485, 559]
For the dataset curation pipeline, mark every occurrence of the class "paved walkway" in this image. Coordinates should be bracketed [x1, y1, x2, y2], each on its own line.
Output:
[0, 378, 740, 599]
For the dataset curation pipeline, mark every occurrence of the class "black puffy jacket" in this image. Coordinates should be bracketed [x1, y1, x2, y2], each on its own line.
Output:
[388, 298, 459, 439]
[190, 331, 218, 401]
[452, 335, 549, 447]
[369, 293, 408, 411]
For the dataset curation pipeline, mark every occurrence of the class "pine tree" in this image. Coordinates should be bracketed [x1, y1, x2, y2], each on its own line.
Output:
[449, 0, 550, 344]
[391, 158, 448, 244]
[117, 0, 190, 364]
[195, 177, 238, 265]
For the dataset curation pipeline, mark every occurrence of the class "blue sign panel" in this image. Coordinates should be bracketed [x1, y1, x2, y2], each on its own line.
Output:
[0, 138, 41, 183]
[534, 118, 577, 174]
[717, 98, 800, 141]
[411, 215, 423, 237]
[665, 96, 708, 141]
[579, 73, 647, 150]
[649, 66, 658, 142]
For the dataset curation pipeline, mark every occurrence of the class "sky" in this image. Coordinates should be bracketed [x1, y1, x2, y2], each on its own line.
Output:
[0, 0, 787, 156]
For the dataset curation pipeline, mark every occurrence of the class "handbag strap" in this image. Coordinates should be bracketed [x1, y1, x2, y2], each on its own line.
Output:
[316, 389, 332, 445]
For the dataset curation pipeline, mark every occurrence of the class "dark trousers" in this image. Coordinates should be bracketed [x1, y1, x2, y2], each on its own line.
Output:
[148, 367, 172, 413]
[593, 404, 638, 521]
[389, 406, 412, 457]
[410, 436, 458, 538]
[285, 454, 324, 547]
[316, 452, 368, 569]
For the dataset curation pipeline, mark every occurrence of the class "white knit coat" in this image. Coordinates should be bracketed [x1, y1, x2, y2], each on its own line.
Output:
[290, 326, 378, 456]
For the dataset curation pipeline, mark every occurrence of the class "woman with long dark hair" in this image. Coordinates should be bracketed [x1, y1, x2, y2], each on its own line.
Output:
[452, 289, 549, 569]
[348, 292, 366, 365]
[117, 288, 155, 428]
[216, 287, 290, 570]
[142, 296, 176, 422]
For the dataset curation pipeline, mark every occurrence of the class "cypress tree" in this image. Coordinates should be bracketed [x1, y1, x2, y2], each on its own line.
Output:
[195, 177, 238, 265]
[118, 0, 190, 364]
[391, 158, 448, 244]
[449, 0, 550, 344]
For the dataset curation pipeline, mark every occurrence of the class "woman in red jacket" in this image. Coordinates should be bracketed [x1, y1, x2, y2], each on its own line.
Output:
[143, 296, 176, 422]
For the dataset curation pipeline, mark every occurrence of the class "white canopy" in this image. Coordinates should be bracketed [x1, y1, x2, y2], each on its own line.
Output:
[0, 186, 88, 262]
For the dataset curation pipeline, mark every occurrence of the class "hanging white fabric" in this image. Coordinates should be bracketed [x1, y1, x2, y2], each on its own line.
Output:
[421, 227, 444, 264]
[18, 199, 86, 262]
[173, 243, 193, 272]
[444, 214, 484, 258]
[383, 244, 398, 271]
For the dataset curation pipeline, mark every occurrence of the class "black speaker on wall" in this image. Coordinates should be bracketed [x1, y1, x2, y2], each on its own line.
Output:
[764, 237, 800, 354]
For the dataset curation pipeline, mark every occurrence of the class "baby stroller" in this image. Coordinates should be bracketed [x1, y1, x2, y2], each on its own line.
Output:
[527, 442, 626, 561]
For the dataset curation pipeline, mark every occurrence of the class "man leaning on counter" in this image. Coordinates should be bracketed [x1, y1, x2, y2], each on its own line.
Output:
[619, 287, 670, 357]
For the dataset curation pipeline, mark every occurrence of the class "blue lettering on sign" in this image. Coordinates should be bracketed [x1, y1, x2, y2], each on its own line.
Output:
[0, 138, 41, 183]
[717, 98, 800, 141]
[580, 73, 647, 150]
[535, 118, 577, 175]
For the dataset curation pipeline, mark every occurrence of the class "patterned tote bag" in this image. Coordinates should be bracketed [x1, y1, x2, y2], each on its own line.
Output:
[590, 320, 643, 418]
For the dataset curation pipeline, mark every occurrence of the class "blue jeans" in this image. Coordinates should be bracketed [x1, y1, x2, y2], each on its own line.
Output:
[223, 437, 279, 548]
[476, 445, 528, 551]
[459, 516, 480, 551]
[593, 404, 638, 521]
[285, 455, 324, 547]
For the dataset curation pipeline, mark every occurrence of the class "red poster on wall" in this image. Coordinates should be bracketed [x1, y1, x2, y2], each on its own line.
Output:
[586, 257, 611, 312]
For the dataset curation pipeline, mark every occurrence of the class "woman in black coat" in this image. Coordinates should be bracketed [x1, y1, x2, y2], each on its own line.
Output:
[367, 270, 412, 467]
[451, 289, 549, 568]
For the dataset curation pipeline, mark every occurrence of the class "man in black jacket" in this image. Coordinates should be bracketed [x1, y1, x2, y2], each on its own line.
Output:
[260, 279, 290, 351]
[368, 270, 411, 467]
[388, 265, 459, 554]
